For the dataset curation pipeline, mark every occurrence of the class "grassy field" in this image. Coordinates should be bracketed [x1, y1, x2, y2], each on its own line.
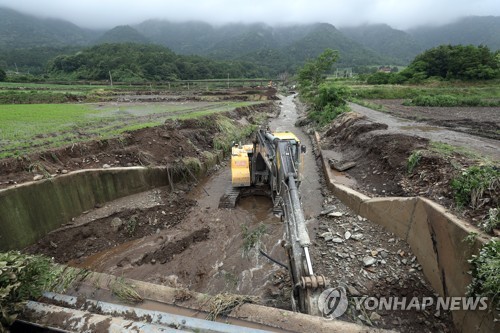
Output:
[338, 80, 500, 100]
[0, 101, 258, 158]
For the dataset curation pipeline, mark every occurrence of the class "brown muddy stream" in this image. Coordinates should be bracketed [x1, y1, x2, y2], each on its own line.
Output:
[66, 94, 325, 305]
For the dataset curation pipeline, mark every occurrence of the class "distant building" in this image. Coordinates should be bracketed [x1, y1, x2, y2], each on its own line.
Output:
[378, 66, 392, 73]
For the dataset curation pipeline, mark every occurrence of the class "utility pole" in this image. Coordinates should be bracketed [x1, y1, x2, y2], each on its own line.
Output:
[14, 63, 19, 74]
[109, 71, 113, 86]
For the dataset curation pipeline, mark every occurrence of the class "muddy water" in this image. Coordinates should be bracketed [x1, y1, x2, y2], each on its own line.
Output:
[72, 94, 324, 302]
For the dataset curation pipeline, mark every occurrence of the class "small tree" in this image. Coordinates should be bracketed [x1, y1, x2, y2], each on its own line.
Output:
[0, 68, 6, 82]
[297, 48, 339, 100]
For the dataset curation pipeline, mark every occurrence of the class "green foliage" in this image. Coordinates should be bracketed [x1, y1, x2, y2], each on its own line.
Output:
[451, 166, 500, 209]
[404, 94, 500, 107]
[0, 252, 82, 332]
[241, 223, 267, 257]
[211, 115, 257, 152]
[463, 232, 478, 246]
[46, 43, 266, 82]
[467, 239, 499, 309]
[407, 150, 422, 174]
[307, 82, 351, 125]
[481, 208, 499, 234]
[297, 48, 339, 100]
[405, 45, 500, 81]
[349, 82, 500, 100]
[0, 69, 5, 82]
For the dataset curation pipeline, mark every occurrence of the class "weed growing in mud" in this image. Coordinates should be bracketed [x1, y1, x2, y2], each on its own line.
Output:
[125, 217, 138, 236]
[0, 252, 85, 332]
[28, 161, 51, 178]
[467, 239, 500, 310]
[212, 116, 257, 152]
[241, 223, 267, 257]
[206, 293, 257, 321]
[110, 277, 143, 304]
[182, 157, 202, 175]
[451, 165, 500, 209]
[463, 232, 478, 245]
[481, 208, 499, 234]
[407, 150, 422, 174]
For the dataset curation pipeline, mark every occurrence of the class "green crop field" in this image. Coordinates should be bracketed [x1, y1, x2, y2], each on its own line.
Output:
[0, 101, 258, 158]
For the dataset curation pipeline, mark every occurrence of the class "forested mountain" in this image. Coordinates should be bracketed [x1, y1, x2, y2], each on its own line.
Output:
[1, 6, 499, 78]
[283, 23, 386, 66]
[0, 7, 95, 49]
[340, 24, 423, 63]
[94, 25, 150, 45]
[408, 16, 500, 51]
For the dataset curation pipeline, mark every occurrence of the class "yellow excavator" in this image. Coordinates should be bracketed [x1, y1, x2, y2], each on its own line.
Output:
[220, 129, 326, 315]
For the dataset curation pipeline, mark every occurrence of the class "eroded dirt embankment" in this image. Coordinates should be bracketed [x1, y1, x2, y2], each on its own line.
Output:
[318, 111, 498, 225]
[0, 102, 273, 189]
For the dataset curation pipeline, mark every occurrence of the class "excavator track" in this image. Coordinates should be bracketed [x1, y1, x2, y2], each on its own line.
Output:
[218, 186, 241, 208]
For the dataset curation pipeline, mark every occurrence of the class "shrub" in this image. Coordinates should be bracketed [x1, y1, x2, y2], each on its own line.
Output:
[451, 166, 500, 209]
[307, 83, 351, 125]
[467, 239, 500, 310]
[407, 150, 422, 174]
[0, 252, 58, 331]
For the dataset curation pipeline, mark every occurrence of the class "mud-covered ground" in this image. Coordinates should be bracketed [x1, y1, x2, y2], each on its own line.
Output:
[22, 94, 456, 332]
[368, 99, 500, 140]
[320, 105, 499, 227]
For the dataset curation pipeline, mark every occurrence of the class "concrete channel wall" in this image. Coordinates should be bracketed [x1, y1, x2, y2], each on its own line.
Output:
[314, 132, 496, 333]
[0, 151, 222, 251]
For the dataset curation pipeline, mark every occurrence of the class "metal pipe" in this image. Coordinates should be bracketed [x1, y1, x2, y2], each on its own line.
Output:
[40, 292, 272, 333]
[303, 247, 314, 276]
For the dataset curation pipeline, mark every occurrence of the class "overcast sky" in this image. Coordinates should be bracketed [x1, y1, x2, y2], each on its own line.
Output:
[0, 0, 499, 30]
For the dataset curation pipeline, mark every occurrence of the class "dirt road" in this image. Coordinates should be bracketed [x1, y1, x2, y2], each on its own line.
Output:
[349, 102, 500, 161]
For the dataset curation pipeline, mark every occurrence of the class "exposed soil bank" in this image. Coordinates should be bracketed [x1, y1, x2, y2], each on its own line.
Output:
[0, 101, 274, 189]
[319, 110, 499, 227]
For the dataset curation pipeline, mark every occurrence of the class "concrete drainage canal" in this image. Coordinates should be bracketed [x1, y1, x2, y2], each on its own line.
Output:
[1, 95, 492, 332]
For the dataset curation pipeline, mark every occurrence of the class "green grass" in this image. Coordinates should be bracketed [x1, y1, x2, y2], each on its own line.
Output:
[0, 101, 259, 158]
[0, 252, 87, 331]
[451, 165, 499, 209]
[403, 95, 500, 107]
[347, 83, 500, 100]
[429, 141, 483, 161]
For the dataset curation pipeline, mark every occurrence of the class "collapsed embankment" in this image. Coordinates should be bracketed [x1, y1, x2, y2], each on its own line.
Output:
[314, 113, 498, 333]
[0, 102, 276, 251]
[319, 112, 498, 226]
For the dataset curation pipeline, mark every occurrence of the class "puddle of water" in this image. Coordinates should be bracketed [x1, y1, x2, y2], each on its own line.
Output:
[237, 196, 275, 223]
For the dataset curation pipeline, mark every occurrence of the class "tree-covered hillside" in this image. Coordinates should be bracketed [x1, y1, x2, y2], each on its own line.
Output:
[340, 24, 423, 64]
[0, 7, 94, 49]
[408, 16, 500, 51]
[94, 25, 150, 45]
[46, 43, 266, 81]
